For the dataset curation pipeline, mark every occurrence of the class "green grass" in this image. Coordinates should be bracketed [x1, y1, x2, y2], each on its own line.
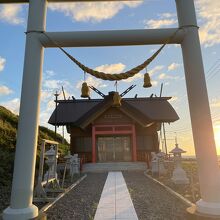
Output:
[0, 105, 69, 186]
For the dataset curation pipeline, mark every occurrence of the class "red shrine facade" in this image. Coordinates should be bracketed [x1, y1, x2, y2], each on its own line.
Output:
[49, 92, 179, 163]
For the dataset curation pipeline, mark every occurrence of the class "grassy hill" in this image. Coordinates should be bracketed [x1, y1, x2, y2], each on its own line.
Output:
[0, 105, 70, 212]
[0, 105, 69, 186]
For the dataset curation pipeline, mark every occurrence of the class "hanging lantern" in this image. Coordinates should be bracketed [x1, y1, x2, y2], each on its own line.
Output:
[81, 82, 90, 98]
[112, 92, 122, 107]
[143, 72, 152, 88]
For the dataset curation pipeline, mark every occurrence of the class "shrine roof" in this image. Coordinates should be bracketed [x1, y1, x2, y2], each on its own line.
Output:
[48, 93, 179, 128]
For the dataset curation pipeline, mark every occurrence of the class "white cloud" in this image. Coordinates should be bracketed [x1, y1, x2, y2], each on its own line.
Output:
[42, 69, 75, 101]
[39, 107, 70, 142]
[169, 96, 178, 103]
[42, 77, 74, 101]
[168, 63, 181, 71]
[0, 56, 6, 72]
[41, 89, 54, 102]
[159, 13, 175, 19]
[49, 1, 142, 22]
[1, 98, 20, 114]
[76, 63, 126, 89]
[212, 51, 217, 55]
[144, 13, 177, 29]
[0, 85, 13, 96]
[95, 63, 126, 73]
[150, 48, 157, 53]
[148, 65, 164, 76]
[47, 99, 56, 111]
[43, 79, 70, 90]
[195, 0, 220, 47]
[151, 80, 158, 87]
[40, 111, 51, 126]
[123, 72, 143, 83]
[75, 63, 126, 88]
[76, 76, 107, 89]
[158, 73, 179, 80]
[211, 98, 220, 108]
[144, 18, 177, 29]
[39, 99, 56, 127]
[0, 5, 24, 25]
[45, 70, 56, 78]
[158, 73, 167, 80]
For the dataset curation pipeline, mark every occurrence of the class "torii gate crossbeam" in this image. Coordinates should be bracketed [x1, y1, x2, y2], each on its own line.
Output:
[1, 0, 140, 2]
[40, 28, 184, 47]
[2, 0, 220, 219]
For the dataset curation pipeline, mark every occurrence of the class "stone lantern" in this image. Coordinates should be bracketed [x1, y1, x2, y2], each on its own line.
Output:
[170, 143, 189, 184]
[69, 154, 80, 175]
[44, 145, 58, 181]
[64, 151, 72, 170]
[151, 151, 167, 177]
[157, 150, 167, 176]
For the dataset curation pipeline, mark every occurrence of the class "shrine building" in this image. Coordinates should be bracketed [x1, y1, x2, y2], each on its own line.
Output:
[48, 91, 179, 163]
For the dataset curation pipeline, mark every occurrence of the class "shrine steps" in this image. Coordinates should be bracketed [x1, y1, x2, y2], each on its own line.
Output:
[82, 162, 147, 173]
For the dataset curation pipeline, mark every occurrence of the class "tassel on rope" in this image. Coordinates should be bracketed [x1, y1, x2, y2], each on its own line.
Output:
[81, 71, 90, 98]
[81, 82, 90, 98]
[143, 68, 152, 88]
[143, 73, 152, 88]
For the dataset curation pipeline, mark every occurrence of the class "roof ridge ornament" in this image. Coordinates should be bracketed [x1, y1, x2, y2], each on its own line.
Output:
[112, 91, 122, 107]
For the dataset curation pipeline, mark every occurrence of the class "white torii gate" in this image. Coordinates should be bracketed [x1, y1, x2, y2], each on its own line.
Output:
[1, 0, 220, 219]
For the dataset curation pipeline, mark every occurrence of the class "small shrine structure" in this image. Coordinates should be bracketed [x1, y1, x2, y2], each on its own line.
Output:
[49, 92, 179, 163]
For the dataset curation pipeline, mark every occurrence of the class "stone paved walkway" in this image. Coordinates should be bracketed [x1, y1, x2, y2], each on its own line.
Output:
[94, 172, 138, 220]
[45, 172, 189, 220]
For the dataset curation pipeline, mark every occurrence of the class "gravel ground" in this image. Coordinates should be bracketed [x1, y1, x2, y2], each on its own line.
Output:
[157, 160, 200, 203]
[123, 171, 189, 220]
[1, 171, 190, 220]
[46, 173, 107, 220]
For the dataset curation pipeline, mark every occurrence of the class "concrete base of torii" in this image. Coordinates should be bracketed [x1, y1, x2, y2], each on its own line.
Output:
[187, 204, 220, 220]
[3, 205, 38, 220]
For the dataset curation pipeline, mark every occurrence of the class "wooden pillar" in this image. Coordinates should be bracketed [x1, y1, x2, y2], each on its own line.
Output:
[132, 125, 137, 161]
[92, 125, 96, 163]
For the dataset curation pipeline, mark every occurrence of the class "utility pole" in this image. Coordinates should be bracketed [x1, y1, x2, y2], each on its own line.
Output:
[54, 91, 59, 138]
[159, 83, 167, 155]
[162, 123, 168, 155]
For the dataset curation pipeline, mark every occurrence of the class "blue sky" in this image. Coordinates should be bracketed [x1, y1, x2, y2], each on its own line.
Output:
[0, 0, 220, 155]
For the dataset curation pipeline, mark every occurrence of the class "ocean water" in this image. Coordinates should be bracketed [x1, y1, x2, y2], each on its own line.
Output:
[182, 155, 196, 159]
[182, 155, 220, 161]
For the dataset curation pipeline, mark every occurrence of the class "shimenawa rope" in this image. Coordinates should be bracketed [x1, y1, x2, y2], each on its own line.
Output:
[42, 29, 180, 81]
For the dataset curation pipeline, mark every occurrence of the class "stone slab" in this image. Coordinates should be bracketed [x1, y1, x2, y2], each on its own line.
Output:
[94, 172, 138, 220]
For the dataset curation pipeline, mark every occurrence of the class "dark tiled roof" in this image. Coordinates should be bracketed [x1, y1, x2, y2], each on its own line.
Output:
[126, 98, 178, 121]
[48, 95, 179, 127]
[49, 100, 100, 126]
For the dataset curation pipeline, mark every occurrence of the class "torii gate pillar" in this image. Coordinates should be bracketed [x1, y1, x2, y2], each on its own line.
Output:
[3, 0, 47, 219]
[176, 0, 220, 216]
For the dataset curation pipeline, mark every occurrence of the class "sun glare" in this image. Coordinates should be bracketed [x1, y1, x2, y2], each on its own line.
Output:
[214, 125, 220, 153]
